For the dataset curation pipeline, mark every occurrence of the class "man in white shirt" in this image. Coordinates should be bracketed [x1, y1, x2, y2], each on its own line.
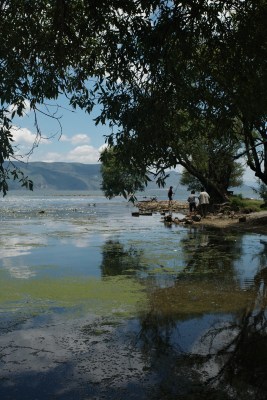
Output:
[198, 187, 210, 217]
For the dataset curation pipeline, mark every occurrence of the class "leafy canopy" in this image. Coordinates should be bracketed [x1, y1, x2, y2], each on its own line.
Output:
[1, 1, 267, 199]
[97, 1, 267, 201]
[100, 147, 147, 201]
[0, 0, 151, 193]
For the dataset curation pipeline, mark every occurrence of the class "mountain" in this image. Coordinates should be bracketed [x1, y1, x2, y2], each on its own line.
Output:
[5, 162, 257, 198]
[8, 162, 102, 190]
[7, 162, 181, 192]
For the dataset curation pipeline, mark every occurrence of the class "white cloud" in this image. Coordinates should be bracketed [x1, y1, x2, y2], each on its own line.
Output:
[66, 145, 101, 163]
[10, 126, 50, 159]
[39, 152, 64, 162]
[9, 123, 104, 164]
[60, 133, 90, 145]
[11, 126, 49, 147]
[41, 145, 101, 163]
[11, 126, 38, 144]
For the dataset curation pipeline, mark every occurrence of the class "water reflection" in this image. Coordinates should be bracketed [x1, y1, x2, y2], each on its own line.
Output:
[189, 265, 267, 400]
[181, 227, 242, 275]
[133, 227, 267, 399]
[259, 239, 267, 266]
[0, 218, 267, 399]
[94, 229, 267, 399]
[100, 240, 144, 277]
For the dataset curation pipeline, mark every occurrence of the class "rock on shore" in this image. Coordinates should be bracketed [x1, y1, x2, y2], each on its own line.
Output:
[136, 200, 188, 213]
[135, 200, 267, 234]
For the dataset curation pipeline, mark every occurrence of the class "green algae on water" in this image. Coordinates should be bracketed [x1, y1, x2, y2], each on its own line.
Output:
[0, 275, 148, 318]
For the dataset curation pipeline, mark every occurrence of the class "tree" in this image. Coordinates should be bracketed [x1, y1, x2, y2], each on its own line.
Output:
[100, 147, 147, 201]
[180, 161, 244, 196]
[253, 181, 267, 205]
[0, 0, 151, 194]
[95, 1, 267, 201]
[178, 122, 244, 201]
[1, 1, 267, 198]
[168, 114, 245, 202]
[210, 0, 267, 184]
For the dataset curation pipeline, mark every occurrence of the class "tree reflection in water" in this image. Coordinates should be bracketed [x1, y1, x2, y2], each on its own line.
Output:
[201, 266, 267, 400]
[97, 231, 267, 399]
[135, 228, 267, 400]
[100, 239, 144, 277]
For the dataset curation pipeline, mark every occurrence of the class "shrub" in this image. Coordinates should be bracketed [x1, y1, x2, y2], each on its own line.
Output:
[230, 196, 263, 212]
[252, 182, 267, 204]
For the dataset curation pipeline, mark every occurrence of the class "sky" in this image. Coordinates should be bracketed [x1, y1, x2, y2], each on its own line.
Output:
[11, 96, 108, 164]
[10, 97, 257, 184]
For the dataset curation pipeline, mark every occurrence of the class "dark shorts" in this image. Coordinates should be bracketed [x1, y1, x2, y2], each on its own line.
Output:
[189, 202, 196, 212]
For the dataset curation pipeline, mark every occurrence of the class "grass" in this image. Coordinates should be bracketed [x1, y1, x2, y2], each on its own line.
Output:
[229, 194, 265, 212]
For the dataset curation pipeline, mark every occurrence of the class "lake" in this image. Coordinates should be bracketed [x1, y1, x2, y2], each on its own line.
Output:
[0, 190, 266, 400]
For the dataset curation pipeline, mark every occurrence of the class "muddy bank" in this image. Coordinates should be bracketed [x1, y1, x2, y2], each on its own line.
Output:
[136, 199, 188, 213]
[136, 200, 267, 234]
[200, 209, 267, 234]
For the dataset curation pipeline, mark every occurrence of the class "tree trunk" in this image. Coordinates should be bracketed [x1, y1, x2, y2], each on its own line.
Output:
[177, 158, 230, 203]
[243, 120, 267, 185]
[205, 183, 229, 204]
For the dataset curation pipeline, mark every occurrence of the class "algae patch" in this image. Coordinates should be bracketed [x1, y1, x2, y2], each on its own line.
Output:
[0, 275, 147, 318]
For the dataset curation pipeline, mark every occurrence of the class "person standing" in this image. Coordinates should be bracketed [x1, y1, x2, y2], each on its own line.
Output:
[187, 190, 197, 213]
[168, 186, 174, 205]
[198, 187, 210, 217]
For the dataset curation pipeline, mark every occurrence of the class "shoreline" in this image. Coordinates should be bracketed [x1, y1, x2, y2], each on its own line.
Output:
[136, 200, 267, 234]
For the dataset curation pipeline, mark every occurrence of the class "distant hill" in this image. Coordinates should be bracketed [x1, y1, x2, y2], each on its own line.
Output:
[6, 162, 181, 191]
[5, 162, 256, 198]
[7, 162, 102, 191]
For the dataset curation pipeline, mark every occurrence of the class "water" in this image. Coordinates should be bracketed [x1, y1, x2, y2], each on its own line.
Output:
[0, 190, 266, 400]
[137, 183, 260, 201]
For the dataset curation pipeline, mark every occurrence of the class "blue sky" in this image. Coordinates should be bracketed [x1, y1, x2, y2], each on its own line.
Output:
[11, 96, 108, 164]
[10, 98, 257, 183]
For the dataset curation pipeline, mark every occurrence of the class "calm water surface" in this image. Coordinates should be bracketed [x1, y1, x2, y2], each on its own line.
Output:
[0, 190, 266, 400]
